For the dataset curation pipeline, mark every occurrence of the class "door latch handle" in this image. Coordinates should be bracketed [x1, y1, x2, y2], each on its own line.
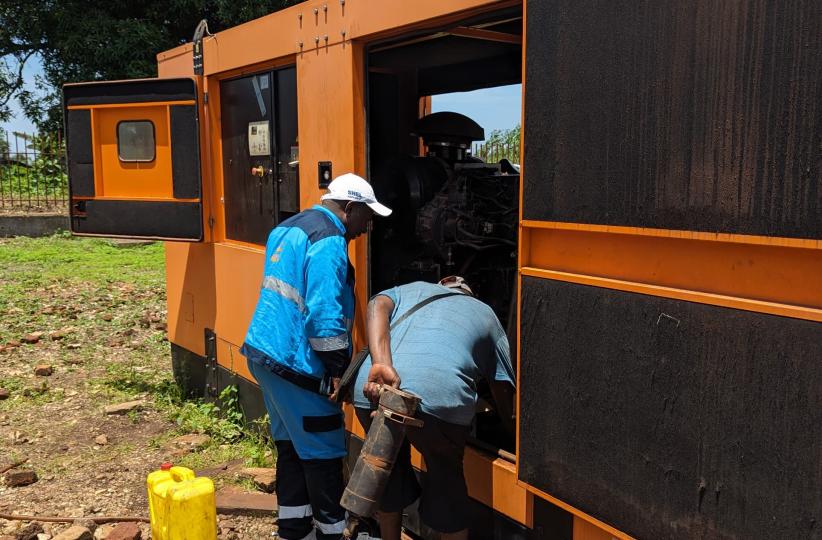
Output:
[250, 166, 266, 177]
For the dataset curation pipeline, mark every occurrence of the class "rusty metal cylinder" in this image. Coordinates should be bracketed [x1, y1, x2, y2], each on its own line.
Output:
[341, 386, 422, 520]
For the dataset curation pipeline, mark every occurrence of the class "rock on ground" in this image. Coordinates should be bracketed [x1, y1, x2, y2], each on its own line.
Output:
[5, 470, 38, 487]
[103, 401, 145, 416]
[12, 521, 43, 540]
[166, 433, 210, 452]
[21, 333, 44, 345]
[239, 468, 276, 493]
[51, 526, 92, 540]
[33, 365, 53, 377]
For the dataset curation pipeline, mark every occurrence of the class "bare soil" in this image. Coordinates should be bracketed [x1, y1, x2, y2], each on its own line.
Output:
[0, 237, 277, 539]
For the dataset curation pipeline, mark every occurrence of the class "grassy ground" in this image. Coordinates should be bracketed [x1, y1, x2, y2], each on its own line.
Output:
[0, 233, 275, 538]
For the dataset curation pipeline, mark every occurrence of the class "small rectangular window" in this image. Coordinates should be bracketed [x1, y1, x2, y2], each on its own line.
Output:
[117, 120, 155, 162]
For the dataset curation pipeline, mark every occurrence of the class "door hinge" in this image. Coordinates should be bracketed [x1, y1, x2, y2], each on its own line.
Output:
[204, 328, 218, 400]
[208, 215, 215, 230]
[203, 92, 209, 104]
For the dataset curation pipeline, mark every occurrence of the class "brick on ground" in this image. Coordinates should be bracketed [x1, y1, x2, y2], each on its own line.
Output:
[4, 469, 38, 487]
[33, 365, 53, 376]
[103, 522, 141, 540]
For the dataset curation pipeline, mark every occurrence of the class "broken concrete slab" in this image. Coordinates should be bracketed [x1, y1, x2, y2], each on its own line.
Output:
[216, 486, 277, 515]
[196, 459, 244, 479]
[103, 400, 145, 416]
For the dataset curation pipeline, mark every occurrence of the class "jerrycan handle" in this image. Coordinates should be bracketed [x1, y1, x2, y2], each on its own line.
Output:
[160, 462, 188, 483]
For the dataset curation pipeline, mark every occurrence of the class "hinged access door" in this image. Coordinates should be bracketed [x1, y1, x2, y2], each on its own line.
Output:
[63, 78, 203, 241]
[518, 1, 821, 539]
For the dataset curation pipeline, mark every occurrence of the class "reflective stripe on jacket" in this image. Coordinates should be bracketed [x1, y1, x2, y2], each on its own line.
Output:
[242, 205, 354, 380]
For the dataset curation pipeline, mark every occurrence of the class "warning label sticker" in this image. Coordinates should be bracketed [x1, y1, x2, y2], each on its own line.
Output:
[248, 121, 270, 156]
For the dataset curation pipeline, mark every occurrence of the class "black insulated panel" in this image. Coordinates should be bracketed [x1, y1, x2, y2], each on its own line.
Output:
[63, 78, 196, 107]
[72, 200, 202, 240]
[170, 105, 201, 199]
[518, 276, 822, 540]
[523, 0, 822, 239]
[65, 109, 95, 197]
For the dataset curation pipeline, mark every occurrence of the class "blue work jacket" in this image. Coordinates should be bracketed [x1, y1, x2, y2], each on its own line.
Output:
[242, 205, 354, 383]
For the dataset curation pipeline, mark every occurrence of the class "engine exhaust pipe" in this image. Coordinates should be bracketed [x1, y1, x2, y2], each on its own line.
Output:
[341, 386, 423, 538]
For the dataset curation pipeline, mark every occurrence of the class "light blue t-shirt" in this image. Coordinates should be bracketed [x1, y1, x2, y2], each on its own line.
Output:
[352, 282, 514, 426]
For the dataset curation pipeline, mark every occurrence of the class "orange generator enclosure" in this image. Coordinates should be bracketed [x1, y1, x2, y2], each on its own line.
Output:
[63, 1, 821, 539]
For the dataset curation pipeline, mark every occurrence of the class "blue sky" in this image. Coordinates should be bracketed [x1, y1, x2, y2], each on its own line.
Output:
[2, 56, 522, 141]
[1, 55, 45, 135]
[432, 84, 522, 138]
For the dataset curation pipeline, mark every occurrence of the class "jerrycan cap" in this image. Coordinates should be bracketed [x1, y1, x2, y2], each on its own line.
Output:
[160, 462, 173, 471]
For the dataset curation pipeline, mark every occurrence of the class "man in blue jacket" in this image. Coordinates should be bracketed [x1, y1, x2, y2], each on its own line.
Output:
[242, 173, 391, 540]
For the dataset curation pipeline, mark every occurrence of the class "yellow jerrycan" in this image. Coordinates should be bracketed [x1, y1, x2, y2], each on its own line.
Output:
[147, 462, 217, 540]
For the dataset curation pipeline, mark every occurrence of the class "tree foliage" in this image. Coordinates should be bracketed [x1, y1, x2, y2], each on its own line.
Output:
[0, 0, 304, 131]
[485, 124, 521, 148]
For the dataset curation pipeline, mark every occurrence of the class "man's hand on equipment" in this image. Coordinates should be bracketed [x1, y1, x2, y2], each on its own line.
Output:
[327, 376, 342, 402]
[363, 364, 400, 403]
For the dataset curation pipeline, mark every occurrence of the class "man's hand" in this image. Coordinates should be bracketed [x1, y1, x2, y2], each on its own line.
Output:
[363, 364, 400, 403]
[327, 376, 342, 402]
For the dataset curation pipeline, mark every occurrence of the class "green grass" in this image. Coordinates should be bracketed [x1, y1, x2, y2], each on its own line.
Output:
[0, 231, 165, 286]
[0, 234, 275, 474]
[0, 233, 167, 344]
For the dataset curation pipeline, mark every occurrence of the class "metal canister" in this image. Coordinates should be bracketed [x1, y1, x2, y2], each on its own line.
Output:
[341, 386, 423, 537]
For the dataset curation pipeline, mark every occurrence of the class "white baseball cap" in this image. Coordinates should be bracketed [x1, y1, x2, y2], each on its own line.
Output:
[321, 173, 392, 217]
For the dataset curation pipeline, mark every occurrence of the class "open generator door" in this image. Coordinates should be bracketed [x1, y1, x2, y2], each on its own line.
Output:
[63, 78, 203, 241]
[518, 1, 820, 540]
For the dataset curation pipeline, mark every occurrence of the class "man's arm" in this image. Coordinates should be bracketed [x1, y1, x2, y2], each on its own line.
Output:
[363, 294, 401, 403]
[303, 236, 350, 396]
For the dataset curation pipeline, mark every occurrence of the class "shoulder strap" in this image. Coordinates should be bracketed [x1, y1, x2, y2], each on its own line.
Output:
[334, 291, 464, 402]
[387, 292, 463, 331]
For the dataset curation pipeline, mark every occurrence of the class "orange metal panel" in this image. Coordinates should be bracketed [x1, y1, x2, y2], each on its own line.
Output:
[216, 337, 254, 382]
[165, 241, 217, 357]
[213, 243, 265, 347]
[464, 448, 533, 527]
[201, 0, 515, 76]
[522, 220, 822, 250]
[521, 267, 822, 323]
[157, 44, 195, 77]
[573, 516, 624, 540]
[517, 482, 635, 540]
[93, 105, 173, 199]
[524, 227, 822, 316]
[296, 42, 360, 210]
[343, 403, 367, 440]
